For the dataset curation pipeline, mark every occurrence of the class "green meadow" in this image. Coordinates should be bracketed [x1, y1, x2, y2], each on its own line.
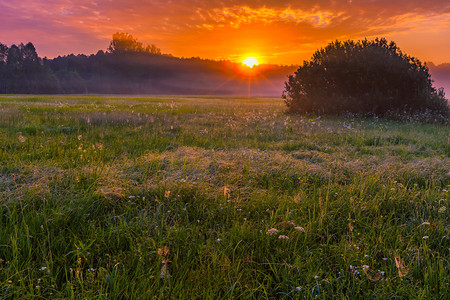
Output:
[0, 95, 448, 299]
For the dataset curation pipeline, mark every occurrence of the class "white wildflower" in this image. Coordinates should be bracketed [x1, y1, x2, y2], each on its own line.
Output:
[266, 228, 279, 235]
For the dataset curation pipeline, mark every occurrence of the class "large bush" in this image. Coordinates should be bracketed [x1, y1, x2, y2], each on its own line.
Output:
[283, 38, 449, 118]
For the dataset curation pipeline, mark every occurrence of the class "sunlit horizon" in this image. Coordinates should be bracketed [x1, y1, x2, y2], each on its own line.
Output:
[242, 57, 259, 68]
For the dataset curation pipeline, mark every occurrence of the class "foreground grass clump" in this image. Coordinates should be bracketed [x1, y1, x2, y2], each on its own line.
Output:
[0, 95, 449, 298]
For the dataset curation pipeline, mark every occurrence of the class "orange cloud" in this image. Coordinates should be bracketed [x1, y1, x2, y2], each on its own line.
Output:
[0, 0, 449, 64]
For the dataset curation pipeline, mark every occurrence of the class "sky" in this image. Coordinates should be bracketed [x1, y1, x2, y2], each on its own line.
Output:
[1, 0, 450, 65]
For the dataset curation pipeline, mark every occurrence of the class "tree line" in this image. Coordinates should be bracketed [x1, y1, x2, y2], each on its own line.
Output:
[0, 33, 295, 95]
[0, 42, 59, 93]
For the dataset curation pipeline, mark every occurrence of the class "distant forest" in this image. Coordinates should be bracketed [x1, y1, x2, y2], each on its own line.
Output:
[0, 33, 448, 96]
[0, 33, 297, 96]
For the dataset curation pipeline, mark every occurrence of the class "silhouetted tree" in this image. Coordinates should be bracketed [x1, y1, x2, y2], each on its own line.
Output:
[283, 38, 449, 118]
[0, 43, 7, 65]
[22, 42, 39, 65]
[108, 32, 161, 55]
[7, 44, 22, 67]
[145, 44, 161, 55]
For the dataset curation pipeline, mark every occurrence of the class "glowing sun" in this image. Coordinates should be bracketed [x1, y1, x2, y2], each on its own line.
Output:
[242, 57, 259, 68]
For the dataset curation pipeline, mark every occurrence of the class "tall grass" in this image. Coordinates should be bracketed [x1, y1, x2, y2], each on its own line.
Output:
[0, 95, 448, 298]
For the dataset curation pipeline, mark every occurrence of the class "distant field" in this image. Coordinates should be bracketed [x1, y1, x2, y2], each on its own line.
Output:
[0, 95, 448, 298]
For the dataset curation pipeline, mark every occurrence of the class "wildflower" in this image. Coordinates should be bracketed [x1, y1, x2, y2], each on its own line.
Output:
[295, 286, 302, 291]
[382, 258, 388, 261]
[40, 267, 47, 271]
[164, 190, 170, 198]
[216, 238, 221, 242]
[380, 271, 386, 276]
[18, 135, 27, 143]
[314, 275, 319, 279]
[266, 228, 279, 235]
[278, 235, 289, 240]
[423, 236, 429, 239]
[294, 226, 305, 232]
[77, 135, 82, 140]
[160, 261, 171, 278]
[362, 265, 370, 270]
